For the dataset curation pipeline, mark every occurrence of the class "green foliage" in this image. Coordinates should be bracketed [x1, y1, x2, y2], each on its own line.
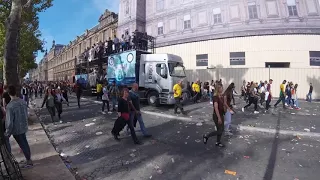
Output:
[0, 0, 53, 78]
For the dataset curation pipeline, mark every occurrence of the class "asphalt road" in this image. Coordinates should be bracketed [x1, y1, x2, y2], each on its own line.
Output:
[34, 96, 320, 180]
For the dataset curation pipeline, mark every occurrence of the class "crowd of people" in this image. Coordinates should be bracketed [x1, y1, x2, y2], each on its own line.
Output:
[79, 30, 150, 62]
[172, 79, 314, 147]
[0, 77, 314, 171]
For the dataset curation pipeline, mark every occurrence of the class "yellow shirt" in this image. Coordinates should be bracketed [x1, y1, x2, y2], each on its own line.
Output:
[96, 84, 102, 93]
[173, 84, 182, 98]
[192, 83, 200, 93]
[280, 83, 285, 96]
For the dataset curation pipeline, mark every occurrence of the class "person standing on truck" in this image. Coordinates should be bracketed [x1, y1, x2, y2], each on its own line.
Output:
[109, 82, 119, 111]
[173, 80, 186, 115]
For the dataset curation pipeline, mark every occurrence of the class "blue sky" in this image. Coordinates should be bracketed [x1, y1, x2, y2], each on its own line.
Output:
[36, 0, 119, 63]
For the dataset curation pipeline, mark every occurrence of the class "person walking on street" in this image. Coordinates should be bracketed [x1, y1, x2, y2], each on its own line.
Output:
[96, 81, 103, 101]
[41, 88, 57, 123]
[55, 89, 67, 123]
[101, 82, 110, 114]
[173, 80, 186, 115]
[76, 83, 82, 108]
[21, 84, 29, 107]
[306, 83, 313, 102]
[223, 83, 235, 136]
[192, 80, 201, 103]
[109, 82, 119, 111]
[111, 88, 142, 145]
[62, 84, 69, 106]
[265, 79, 273, 110]
[203, 83, 225, 147]
[242, 82, 260, 114]
[274, 80, 287, 109]
[5, 85, 33, 168]
[127, 83, 152, 137]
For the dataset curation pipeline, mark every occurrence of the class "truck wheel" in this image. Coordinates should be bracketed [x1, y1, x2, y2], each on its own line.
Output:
[147, 91, 159, 106]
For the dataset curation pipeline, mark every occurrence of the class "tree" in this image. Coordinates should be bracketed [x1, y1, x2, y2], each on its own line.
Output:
[0, 0, 53, 85]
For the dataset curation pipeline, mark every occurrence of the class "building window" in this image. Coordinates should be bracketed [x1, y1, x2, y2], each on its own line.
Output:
[213, 8, 222, 24]
[158, 22, 164, 35]
[198, 11, 207, 25]
[287, 0, 298, 16]
[248, 2, 258, 19]
[156, 0, 164, 11]
[184, 15, 191, 29]
[230, 52, 245, 65]
[196, 54, 208, 66]
[309, 51, 320, 66]
[265, 62, 290, 68]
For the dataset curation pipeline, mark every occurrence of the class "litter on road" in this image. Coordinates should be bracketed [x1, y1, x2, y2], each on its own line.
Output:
[225, 170, 237, 176]
[95, 132, 103, 135]
[85, 123, 95, 127]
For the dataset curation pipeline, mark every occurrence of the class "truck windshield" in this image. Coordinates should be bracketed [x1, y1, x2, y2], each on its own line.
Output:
[168, 62, 186, 77]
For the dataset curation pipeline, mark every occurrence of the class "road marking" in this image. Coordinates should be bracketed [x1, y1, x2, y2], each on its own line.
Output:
[141, 110, 194, 122]
[234, 125, 320, 138]
[71, 95, 320, 137]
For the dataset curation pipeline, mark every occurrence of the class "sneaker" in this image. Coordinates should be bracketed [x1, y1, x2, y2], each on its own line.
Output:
[254, 111, 259, 114]
[241, 108, 245, 112]
[134, 141, 143, 145]
[144, 134, 152, 138]
[215, 142, 225, 147]
[203, 135, 208, 145]
[102, 111, 106, 114]
[295, 107, 301, 110]
[111, 131, 120, 141]
[210, 102, 213, 104]
[19, 160, 33, 169]
[59, 121, 63, 124]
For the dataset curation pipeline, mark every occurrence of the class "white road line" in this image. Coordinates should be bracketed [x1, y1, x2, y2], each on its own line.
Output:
[72, 95, 320, 137]
[234, 125, 320, 138]
[141, 110, 194, 122]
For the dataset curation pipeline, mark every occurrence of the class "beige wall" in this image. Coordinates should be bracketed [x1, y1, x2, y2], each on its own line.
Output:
[156, 35, 320, 69]
[185, 68, 319, 99]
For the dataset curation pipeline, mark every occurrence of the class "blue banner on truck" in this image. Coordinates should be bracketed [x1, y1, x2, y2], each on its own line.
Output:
[107, 50, 137, 86]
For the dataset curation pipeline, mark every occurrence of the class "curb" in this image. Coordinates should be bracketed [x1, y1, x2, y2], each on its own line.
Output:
[34, 108, 77, 180]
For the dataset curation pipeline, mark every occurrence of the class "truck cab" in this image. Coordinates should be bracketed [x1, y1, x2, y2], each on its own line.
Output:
[107, 50, 188, 106]
[139, 53, 187, 106]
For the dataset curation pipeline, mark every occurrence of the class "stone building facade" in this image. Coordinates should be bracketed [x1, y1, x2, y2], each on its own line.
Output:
[118, 0, 320, 69]
[30, 9, 118, 82]
[49, 9, 118, 82]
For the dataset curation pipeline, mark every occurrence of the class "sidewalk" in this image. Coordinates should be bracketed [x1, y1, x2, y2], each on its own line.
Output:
[10, 108, 75, 180]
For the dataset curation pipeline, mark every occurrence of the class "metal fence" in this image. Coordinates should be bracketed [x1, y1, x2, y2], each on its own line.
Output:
[185, 68, 320, 99]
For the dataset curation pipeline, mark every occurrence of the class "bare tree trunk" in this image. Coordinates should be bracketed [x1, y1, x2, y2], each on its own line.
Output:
[3, 0, 22, 91]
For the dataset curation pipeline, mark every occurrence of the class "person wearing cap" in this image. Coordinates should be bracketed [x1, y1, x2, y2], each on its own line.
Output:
[274, 80, 287, 108]
[265, 79, 273, 110]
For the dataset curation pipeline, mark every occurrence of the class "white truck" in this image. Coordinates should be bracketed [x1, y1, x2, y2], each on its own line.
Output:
[107, 50, 189, 106]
